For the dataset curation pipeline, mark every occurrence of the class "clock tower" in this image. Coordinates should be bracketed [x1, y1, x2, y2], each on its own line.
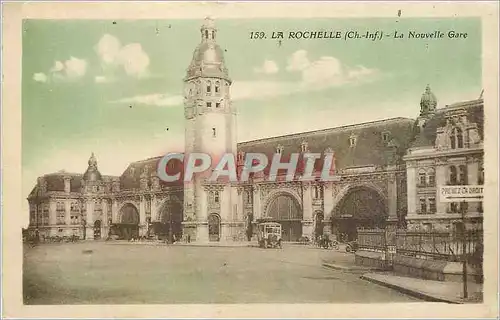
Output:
[183, 18, 239, 242]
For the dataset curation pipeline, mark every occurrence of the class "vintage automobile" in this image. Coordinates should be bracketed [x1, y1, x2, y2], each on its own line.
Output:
[256, 219, 282, 249]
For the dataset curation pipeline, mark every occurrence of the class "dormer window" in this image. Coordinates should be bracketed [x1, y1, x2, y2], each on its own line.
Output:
[276, 144, 284, 154]
[382, 131, 391, 143]
[349, 135, 357, 147]
[450, 127, 464, 149]
[300, 141, 308, 153]
[237, 152, 245, 163]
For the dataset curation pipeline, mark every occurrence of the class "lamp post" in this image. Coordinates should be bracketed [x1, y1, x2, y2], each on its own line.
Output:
[461, 200, 468, 299]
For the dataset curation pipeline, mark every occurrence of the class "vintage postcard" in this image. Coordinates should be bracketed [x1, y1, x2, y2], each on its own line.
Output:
[2, 1, 499, 318]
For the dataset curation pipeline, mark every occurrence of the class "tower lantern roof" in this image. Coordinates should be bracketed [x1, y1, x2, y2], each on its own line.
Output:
[420, 84, 437, 117]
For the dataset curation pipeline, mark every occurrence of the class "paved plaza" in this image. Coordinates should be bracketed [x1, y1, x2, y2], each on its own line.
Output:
[23, 242, 419, 304]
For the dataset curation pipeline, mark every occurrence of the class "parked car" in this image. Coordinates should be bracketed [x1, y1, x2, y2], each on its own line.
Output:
[345, 240, 358, 253]
[256, 220, 282, 249]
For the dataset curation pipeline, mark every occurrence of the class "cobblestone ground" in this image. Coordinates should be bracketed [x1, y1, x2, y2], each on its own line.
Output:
[23, 242, 419, 304]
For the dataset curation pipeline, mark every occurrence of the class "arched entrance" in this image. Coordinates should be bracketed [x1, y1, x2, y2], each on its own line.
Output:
[267, 193, 303, 241]
[93, 220, 101, 240]
[115, 203, 140, 240]
[332, 186, 387, 241]
[208, 213, 221, 242]
[151, 200, 183, 241]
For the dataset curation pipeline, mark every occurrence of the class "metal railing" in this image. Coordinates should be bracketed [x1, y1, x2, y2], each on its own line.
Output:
[357, 229, 386, 251]
[395, 230, 483, 262]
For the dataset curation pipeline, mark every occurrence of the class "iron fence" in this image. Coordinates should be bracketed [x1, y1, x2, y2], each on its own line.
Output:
[357, 229, 386, 251]
[396, 230, 483, 262]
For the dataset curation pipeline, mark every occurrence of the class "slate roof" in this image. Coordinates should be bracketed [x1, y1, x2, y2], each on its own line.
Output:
[39, 171, 116, 193]
[237, 117, 416, 171]
[410, 99, 484, 148]
[120, 156, 183, 190]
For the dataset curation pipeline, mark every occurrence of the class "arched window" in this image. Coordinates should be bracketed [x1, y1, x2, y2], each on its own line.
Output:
[212, 31, 215, 39]
[427, 168, 435, 186]
[451, 127, 464, 149]
[314, 186, 319, 199]
[204, 30, 208, 39]
[276, 144, 284, 154]
[449, 166, 457, 184]
[214, 191, 220, 204]
[418, 169, 426, 186]
[419, 198, 427, 214]
[458, 165, 468, 184]
[301, 141, 308, 153]
[206, 81, 212, 93]
[456, 128, 464, 148]
[215, 81, 220, 93]
[319, 186, 324, 199]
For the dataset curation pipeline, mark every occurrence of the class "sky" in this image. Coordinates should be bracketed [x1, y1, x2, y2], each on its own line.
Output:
[22, 17, 481, 219]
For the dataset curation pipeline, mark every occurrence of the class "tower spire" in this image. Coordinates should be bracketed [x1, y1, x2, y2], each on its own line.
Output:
[200, 17, 216, 42]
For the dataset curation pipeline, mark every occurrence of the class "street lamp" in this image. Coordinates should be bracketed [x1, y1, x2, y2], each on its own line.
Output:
[460, 200, 468, 299]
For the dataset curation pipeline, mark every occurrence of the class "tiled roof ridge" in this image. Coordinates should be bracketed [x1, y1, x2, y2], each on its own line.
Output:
[238, 117, 414, 146]
[128, 155, 164, 165]
[439, 98, 483, 112]
[43, 172, 82, 177]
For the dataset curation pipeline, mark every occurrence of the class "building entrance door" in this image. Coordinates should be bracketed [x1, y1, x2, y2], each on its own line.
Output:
[208, 213, 221, 242]
[93, 220, 101, 240]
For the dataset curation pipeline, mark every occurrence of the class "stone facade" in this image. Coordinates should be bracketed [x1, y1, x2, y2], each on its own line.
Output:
[403, 92, 484, 232]
[29, 19, 478, 242]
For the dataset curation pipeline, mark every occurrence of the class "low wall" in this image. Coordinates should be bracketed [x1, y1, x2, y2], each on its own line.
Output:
[355, 250, 390, 270]
[393, 255, 483, 283]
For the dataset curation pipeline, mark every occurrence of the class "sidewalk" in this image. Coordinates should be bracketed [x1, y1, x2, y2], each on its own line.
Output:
[104, 240, 255, 248]
[361, 272, 483, 304]
[321, 251, 382, 272]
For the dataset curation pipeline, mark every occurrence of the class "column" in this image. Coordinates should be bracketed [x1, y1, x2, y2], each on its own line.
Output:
[49, 201, 57, 225]
[237, 188, 243, 221]
[467, 157, 480, 213]
[406, 162, 417, 216]
[302, 183, 313, 238]
[387, 171, 398, 222]
[151, 195, 157, 222]
[65, 200, 71, 225]
[112, 199, 119, 223]
[139, 196, 146, 236]
[197, 190, 209, 242]
[435, 159, 448, 214]
[252, 185, 261, 219]
[85, 199, 94, 240]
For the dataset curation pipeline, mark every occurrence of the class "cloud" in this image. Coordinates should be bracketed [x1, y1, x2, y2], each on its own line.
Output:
[286, 50, 310, 71]
[50, 61, 64, 72]
[33, 72, 47, 83]
[94, 75, 114, 83]
[95, 34, 150, 78]
[110, 93, 183, 107]
[39, 57, 89, 83]
[254, 60, 279, 74]
[63, 57, 88, 78]
[286, 50, 379, 89]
